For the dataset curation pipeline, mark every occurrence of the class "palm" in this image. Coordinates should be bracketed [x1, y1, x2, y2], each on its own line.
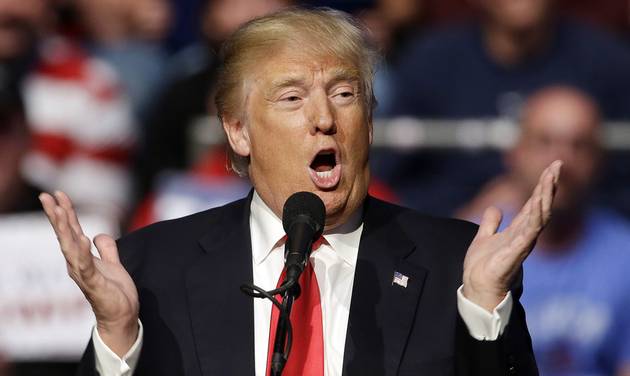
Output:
[88, 244, 139, 325]
[462, 161, 561, 311]
[40, 191, 139, 329]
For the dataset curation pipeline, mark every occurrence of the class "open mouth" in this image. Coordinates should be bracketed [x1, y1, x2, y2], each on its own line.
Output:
[308, 149, 341, 189]
[311, 151, 336, 173]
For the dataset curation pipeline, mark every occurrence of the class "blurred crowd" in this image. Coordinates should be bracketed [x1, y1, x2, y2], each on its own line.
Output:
[1, 0, 630, 375]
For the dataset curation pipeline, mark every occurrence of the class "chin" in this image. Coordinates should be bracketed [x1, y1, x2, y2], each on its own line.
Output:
[319, 191, 349, 218]
[326, 188, 366, 215]
[320, 192, 344, 213]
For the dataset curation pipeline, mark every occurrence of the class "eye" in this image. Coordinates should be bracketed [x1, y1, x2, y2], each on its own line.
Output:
[333, 87, 355, 97]
[277, 91, 303, 105]
[331, 86, 357, 104]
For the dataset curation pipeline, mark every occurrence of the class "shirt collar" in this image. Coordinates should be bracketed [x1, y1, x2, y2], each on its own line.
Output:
[323, 205, 363, 266]
[250, 191, 363, 267]
[250, 191, 286, 265]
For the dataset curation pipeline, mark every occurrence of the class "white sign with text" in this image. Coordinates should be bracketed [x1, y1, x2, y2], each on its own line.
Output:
[0, 212, 117, 361]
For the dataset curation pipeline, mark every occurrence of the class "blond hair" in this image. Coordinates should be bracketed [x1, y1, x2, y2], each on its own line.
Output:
[215, 7, 379, 176]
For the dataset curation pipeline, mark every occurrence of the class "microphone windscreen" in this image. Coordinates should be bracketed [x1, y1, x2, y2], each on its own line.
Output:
[282, 191, 326, 236]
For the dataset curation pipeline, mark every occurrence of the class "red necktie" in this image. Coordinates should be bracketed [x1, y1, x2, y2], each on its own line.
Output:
[266, 237, 325, 376]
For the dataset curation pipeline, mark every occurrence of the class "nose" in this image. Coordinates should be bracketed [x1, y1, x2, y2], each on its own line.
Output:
[308, 91, 336, 135]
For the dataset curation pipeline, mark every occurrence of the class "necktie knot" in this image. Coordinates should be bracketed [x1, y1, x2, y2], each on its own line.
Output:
[277, 235, 326, 255]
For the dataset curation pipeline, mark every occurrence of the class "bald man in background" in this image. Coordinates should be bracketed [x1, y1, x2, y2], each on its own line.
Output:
[459, 86, 630, 376]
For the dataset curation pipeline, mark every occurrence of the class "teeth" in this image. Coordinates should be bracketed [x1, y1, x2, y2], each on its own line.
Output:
[316, 170, 333, 179]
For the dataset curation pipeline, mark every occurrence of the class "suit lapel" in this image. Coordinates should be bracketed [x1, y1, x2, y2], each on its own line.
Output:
[182, 195, 428, 375]
[185, 196, 256, 376]
[343, 197, 428, 376]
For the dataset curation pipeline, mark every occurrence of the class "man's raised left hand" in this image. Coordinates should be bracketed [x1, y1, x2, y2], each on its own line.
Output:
[462, 160, 562, 312]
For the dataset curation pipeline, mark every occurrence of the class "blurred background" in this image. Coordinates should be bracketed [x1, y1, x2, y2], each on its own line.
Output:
[1, 0, 629, 375]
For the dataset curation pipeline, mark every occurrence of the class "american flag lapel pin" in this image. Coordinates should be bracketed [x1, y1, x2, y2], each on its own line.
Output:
[392, 271, 409, 288]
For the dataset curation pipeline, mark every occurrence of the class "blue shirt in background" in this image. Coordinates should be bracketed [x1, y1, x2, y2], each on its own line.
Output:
[512, 209, 630, 375]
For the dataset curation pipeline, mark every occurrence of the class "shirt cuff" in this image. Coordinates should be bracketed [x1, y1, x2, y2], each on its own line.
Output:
[92, 319, 143, 376]
[456, 285, 513, 341]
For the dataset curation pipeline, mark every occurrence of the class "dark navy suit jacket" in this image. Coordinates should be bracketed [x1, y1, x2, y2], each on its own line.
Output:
[78, 195, 538, 375]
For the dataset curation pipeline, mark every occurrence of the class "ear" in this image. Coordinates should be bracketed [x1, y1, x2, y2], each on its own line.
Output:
[222, 114, 251, 158]
[368, 119, 373, 145]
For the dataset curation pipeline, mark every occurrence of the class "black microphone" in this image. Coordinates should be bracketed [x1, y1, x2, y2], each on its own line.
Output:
[282, 191, 326, 287]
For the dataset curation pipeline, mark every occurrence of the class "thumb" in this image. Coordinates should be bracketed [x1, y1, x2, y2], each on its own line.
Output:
[93, 234, 121, 264]
[476, 206, 503, 238]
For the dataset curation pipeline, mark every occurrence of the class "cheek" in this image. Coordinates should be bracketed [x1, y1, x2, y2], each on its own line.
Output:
[249, 123, 308, 171]
[351, 134, 371, 163]
[340, 114, 370, 155]
[251, 135, 288, 168]
[567, 160, 597, 187]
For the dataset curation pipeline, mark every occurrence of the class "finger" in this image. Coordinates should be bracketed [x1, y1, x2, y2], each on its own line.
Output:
[543, 160, 562, 193]
[497, 233, 531, 274]
[536, 163, 558, 218]
[40, 194, 81, 264]
[476, 206, 503, 238]
[55, 206, 93, 269]
[56, 204, 80, 243]
[39, 192, 59, 226]
[41, 197, 94, 288]
[509, 170, 545, 234]
[510, 164, 551, 239]
[525, 189, 543, 237]
[53, 205, 81, 257]
[549, 161, 563, 217]
[551, 160, 563, 185]
[515, 164, 549, 219]
[511, 233, 529, 255]
[54, 191, 85, 237]
[61, 229, 97, 283]
[94, 234, 121, 264]
[541, 167, 555, 224]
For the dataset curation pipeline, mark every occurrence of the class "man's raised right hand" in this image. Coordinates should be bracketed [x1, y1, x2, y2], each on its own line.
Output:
[40, 191, 139, 357]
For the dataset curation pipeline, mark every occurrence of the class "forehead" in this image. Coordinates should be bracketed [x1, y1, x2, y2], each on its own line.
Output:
[250, 48, 360, 87]
[524, 94, 598, 137]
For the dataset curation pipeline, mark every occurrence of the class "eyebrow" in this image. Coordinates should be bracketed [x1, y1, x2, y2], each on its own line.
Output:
[326, 68, 361, 89]
[269, 76, 307, 92]
[267, 67, 361, 95]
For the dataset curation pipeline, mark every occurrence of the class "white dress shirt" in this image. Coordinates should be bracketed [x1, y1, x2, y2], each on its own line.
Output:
[93, 192, 513, 375]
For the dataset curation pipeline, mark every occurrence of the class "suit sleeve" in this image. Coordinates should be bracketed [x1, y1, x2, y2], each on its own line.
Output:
[455, 269, 539, 376]
[76, 339, 98, 376]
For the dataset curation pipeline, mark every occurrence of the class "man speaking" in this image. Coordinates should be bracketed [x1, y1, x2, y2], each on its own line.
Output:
[39, 8, 560, 376]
